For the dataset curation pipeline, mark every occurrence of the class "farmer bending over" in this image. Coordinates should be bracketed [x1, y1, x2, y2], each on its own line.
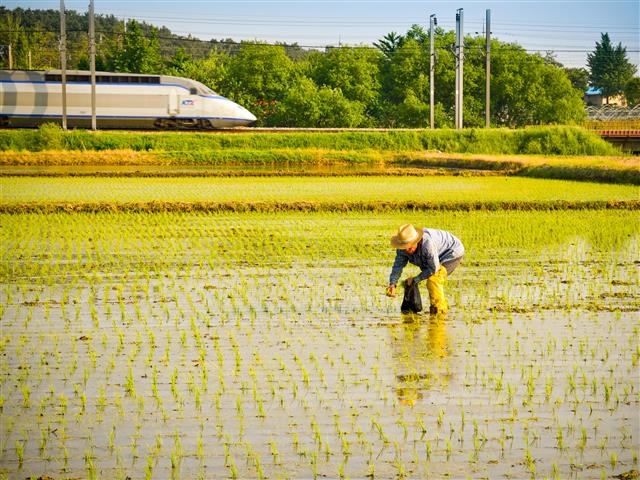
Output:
[386, 224, 465, 314]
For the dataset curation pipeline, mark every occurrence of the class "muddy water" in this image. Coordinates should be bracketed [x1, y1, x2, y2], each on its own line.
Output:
[0, 212, 638, 479]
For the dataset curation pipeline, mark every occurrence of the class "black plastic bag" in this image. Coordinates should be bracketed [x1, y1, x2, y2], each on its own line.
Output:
[401, 281, 422, 314]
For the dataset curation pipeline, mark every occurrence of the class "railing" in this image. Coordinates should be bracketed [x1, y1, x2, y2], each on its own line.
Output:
[583, 105, 640, 132]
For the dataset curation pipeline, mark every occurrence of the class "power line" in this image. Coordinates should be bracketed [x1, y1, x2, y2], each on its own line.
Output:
[4, 26, 638, 53]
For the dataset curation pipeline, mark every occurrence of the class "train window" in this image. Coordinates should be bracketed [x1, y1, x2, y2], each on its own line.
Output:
[189, 80, 218, 96]
[43, 73, 161, 84]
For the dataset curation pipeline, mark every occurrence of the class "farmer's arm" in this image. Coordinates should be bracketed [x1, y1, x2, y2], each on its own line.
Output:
[388, 250, 409, 286]
[386, 250, 409, 296]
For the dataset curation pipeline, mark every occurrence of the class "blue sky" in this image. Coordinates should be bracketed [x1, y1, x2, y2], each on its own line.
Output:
[4, 0, 639, 69]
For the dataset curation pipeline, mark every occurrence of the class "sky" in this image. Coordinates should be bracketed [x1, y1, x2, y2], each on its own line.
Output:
[3, 0, 639, 69]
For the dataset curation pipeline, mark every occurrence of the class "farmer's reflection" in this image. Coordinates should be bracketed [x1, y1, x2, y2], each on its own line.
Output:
[391, 313, 450, 406]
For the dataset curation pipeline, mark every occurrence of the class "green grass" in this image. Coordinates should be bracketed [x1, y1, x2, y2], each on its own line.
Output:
[0, 124, 621, 156]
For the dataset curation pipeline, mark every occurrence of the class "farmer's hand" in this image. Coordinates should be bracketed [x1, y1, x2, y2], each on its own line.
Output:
[385, 285, 397, 297]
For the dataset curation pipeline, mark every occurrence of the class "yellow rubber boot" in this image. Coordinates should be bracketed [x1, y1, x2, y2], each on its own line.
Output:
[426, 265, 448, 314]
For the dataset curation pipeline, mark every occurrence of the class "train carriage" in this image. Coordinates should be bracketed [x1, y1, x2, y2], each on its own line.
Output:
[0, 70, 256, 129]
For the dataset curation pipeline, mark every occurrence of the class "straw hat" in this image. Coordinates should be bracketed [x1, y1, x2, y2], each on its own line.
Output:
[390, 224, 423, 249]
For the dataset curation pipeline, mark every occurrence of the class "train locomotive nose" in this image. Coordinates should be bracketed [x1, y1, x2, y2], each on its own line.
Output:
[236, 104, 257, 125]
[206, 96, 257, 127]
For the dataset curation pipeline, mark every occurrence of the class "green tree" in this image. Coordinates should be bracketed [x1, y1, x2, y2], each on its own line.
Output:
[271, 77, 366, 127]
[387, 90, 429, 128]
[624, 77, 640, 107]
[375, 31, 408, 125]
[535, 64, 586, 124]
[374, 31, 404, 58]
[431, 30, 458, 128]
[1, 7, 89, 70]
[565, 67, 589, 92]
[0, 11, 28, 69]
[375, 25, 590, 128]
[309, 45, 382, 114]
[379, 38, 429, 126]
[491, 43, 585, 126]
[404, 24, 428, 44]
[587, 33, 637, 103]
[222, 42, 295, 124]
[543, 51, 562, 68]
[105, 19, 163, 73]
[165, 47, 192, 73]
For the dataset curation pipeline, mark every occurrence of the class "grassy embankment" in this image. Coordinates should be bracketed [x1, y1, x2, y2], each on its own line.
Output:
[0, 125, 638, 185]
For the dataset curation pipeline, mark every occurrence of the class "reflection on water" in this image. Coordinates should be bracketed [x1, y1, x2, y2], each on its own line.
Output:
[391, 313, 451, 406]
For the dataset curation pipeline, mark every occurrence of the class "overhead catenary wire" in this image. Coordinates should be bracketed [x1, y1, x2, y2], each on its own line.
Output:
[4, 27, 638, 57]
[2, 8, 636, 41]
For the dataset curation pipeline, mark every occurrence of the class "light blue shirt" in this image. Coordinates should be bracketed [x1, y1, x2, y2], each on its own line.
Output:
[389, 228, 465, 285]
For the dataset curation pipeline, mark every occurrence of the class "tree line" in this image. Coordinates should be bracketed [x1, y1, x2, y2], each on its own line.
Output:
[1, 7, 638, 128]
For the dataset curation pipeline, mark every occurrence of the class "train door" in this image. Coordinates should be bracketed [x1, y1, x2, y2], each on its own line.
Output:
[168, 89, 180, 116]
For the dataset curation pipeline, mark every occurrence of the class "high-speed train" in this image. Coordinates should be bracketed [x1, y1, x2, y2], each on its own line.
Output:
[0, 70, 257, 129]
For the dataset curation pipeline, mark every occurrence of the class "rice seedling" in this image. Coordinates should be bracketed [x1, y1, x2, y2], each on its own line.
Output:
[14, 439, 24, 468]
[85, 447, 97, 480]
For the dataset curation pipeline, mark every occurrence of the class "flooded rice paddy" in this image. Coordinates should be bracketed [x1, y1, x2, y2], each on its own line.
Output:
[1, 210, 638, 479]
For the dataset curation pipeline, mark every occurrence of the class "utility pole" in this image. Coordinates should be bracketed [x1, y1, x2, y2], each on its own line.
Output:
[485, 9, 491, 128]
[429, 14, 437, 129]
[60, 0, 67, 130]
[89, 0, 97, 130]
[455, 8, 464, 129]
